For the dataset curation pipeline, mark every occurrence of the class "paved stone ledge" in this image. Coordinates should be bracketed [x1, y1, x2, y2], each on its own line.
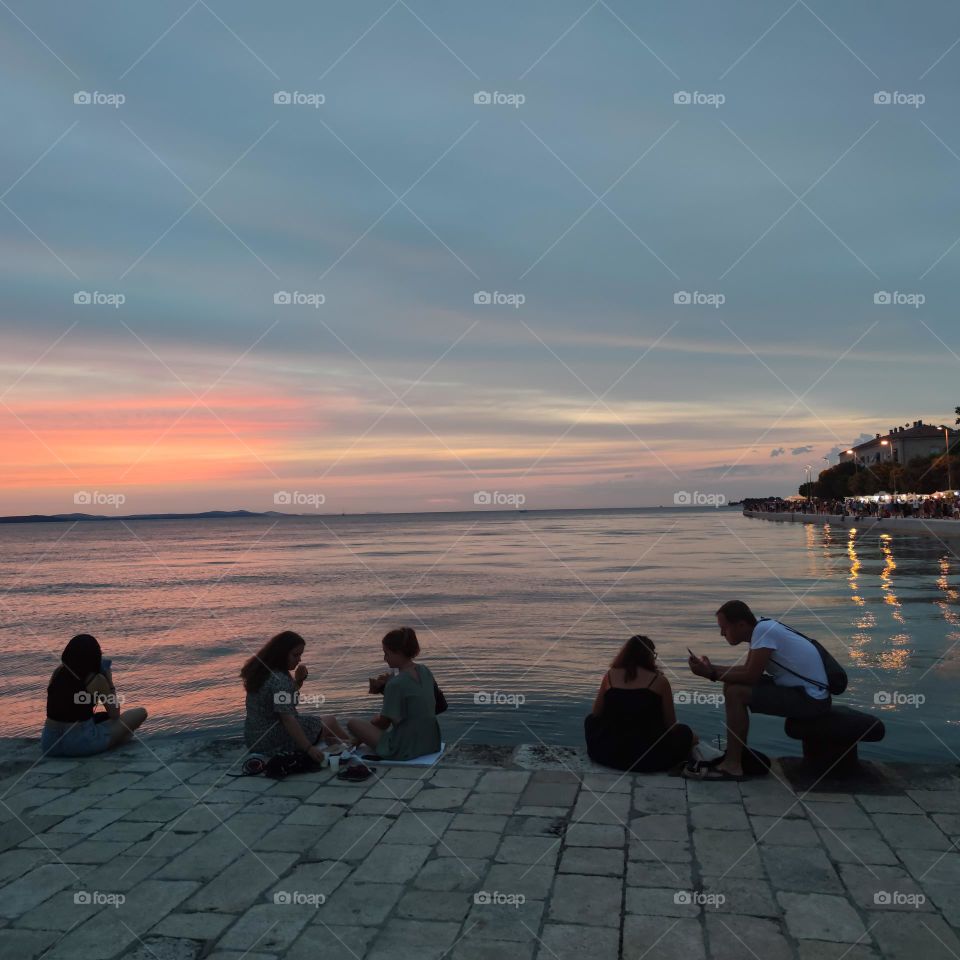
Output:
[0, 736, 957, 960]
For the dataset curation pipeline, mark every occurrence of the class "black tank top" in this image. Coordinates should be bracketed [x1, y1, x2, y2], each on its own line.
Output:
[46, 667, 96, 723]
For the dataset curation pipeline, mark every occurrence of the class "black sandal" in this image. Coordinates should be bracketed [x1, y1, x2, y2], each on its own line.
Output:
[337, 761, 375, 782]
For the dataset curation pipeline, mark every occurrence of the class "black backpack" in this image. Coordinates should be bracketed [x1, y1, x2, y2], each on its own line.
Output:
[757, 618, 848, 696]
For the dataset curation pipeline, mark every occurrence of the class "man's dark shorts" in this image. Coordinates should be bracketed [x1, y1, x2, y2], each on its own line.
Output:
[748, 676, 831, 719]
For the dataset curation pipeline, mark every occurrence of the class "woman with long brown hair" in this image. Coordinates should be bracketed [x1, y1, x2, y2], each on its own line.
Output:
[584, 634, 695, 772]
[241, 630, 350, 760]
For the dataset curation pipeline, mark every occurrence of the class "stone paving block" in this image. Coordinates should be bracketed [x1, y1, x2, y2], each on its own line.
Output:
[779, 891, 869, 941]
[581, 773, 632, 794]
[742, 793, 805, 818]
[153, 814, 278, 880]
[122, 936, 199, 960]
[289, 925, 376, 960]
[629, 839, 691, 863]
[804, 801, 873, 830]
[686, 779, 742, 804]
[15, 827, 77, 851]
[691, 803, 750, 832]
[122, 797, 196, 823]
[215, 902, 313, 953]
[705, 912, 792, 960]
[464, 793, 519, 815]
[633, 787, 688, 814]
[83, 854, 165, 891]
[762, 844, 843, 892]
[1, 788, 71, 817]
[515, 805, 571, 818]
[623, 916, 705, 960]
[464, 897, 545, 941]
[396, 888, 473, 922]
[449, 813, 507, 834]
[352, 843, 431, 883]
[265, 860, 352, 905]
[415, 858, 488, 892]
[700, 876, 779, 917]
[858, 795, 923, 814]
[409, 787, 471, 811]
[798, 944, 879, 960]
[284, 803, 346, 828]
[625, 885, 699, 918]
[907, 791, 960, 814]
[815, 828, 899, 866]
[87, 819, 160, 843]
[0, 862, 75, 918]
[313, 881, 404, 924]
[151, 912, 234, 940]
[871, 813, 951, 850]
[59, 839, 132, 863]
[350, 797, 408, 816]
[438, 830, 502, 859]
[267, 778, 323, 799]
[253, 823, 329, 853]
[564, 823, 624, 848]
[306, 814, 389, 861]
[899, 849, 960, 885]
[931, 813, 960, 838]
[365, 778, 424, 801]
[537, 923, 620, 960]
[15, 888, 111, 931]
[125, 829, 195, 860]
[98, 789, 161, 810]
[626, 859, 692, 889]
[838, 863, 933, 912]
[427, 768, 481, 789]
[383, 811, 453, 844]
[366, 919, 463, 960]
[0, 848, 54, 884]
[48, 806, 126, 835]
[482, 862, 556, 900]
[0, 927, 60, 960]
[45, 879, 198, 960]
[752, 816, 819, 846]
[187, 851, 299, 912]
[572, 790, 630, 824]
[549, 873, 621, 926]
[520, 783, 578, 808]
[870, 912, 960, 960]
[559, 847, 623, 876]
[303, 786, 371, 806]
[475, 771, 530, 794]
[504, 815, 564, 837]
[495, 835, 560, 866]
[167, 803, 244, 833]
[694, 830, 765, 878]
[629, 813, 687, 841]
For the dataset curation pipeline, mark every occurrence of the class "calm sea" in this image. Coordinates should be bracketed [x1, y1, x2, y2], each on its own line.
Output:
[1, 508, 957, 762]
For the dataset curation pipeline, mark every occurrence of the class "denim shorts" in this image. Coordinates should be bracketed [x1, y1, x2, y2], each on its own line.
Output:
[41, 718, 112, 757]
[748, 676, 831, 719]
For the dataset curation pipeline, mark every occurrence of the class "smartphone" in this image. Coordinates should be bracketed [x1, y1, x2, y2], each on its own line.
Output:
[101, 657, 112, 671]
[686, 648, 697, 660]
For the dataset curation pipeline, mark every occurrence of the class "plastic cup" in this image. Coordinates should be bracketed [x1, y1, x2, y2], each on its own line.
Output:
[328, 754, 340, 773]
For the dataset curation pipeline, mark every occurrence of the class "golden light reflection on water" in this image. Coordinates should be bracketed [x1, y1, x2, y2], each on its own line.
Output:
[847, 531, 864, 608]
[879, 534, 905, 625]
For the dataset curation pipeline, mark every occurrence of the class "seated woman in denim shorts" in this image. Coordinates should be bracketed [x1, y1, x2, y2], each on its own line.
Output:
[41, 634, 148, 757]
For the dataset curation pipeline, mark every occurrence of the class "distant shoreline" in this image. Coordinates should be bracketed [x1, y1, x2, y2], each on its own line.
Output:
[0, 505, 743, 526]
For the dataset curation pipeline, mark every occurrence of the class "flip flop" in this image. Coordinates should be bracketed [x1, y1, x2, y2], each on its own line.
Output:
[337, 762, 375, 782]
[684, 764, 746, 782]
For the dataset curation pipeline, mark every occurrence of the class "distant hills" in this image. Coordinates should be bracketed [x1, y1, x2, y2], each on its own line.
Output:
[0, 510, 292, 525]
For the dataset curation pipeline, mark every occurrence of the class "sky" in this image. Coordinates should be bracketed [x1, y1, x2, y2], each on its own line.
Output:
[2, 0, 959, 515]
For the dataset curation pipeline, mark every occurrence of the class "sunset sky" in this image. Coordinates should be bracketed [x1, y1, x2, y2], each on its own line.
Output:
[2, 1, 958, 515]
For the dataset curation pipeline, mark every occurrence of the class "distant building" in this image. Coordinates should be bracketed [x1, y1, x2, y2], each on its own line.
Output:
[840, 420, 958, 465]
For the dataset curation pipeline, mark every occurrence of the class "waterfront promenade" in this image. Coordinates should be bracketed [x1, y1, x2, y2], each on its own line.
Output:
[743, 511, 960, 539]
[0, 734, 957, 960]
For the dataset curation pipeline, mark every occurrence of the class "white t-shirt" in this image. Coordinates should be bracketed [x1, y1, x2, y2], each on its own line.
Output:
[750, 619, 829, 700]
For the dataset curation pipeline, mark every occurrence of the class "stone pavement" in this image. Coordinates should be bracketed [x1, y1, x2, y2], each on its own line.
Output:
[0, 736, 957, 960]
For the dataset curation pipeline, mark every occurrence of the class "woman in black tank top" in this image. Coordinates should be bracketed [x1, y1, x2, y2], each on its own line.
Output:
[584, 634, 695, 772]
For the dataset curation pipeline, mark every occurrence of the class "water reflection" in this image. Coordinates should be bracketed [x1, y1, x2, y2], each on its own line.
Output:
[847, 530, 864, 608]
[879, 534, 905, 625]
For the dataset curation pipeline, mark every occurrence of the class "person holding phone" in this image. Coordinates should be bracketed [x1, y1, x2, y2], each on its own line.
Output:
[41, 634, 148, 757]
[241, 630, 351, 762]
[584, 634, 696, 772]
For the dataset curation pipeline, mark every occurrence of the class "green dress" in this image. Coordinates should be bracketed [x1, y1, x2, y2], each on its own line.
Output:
[376, 663, 442, 760]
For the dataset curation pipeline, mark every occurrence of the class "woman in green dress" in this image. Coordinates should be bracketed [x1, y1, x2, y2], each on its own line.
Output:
[348, 627, 442, 760]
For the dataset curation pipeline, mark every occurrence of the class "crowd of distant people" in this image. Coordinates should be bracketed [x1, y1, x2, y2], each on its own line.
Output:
[744, 496, 960, 520]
